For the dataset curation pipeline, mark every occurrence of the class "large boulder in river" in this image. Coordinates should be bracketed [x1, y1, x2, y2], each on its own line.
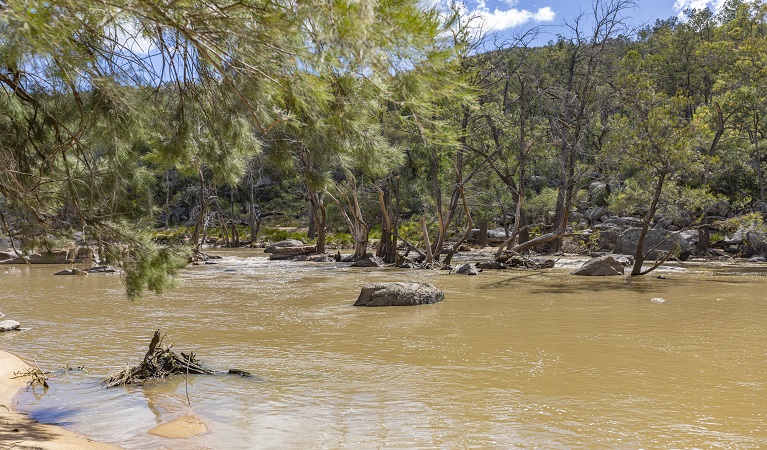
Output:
[267, 244, 317, 260]
[354, 282, 444, 307]
[264, 240, 306, 253]
[571, 255, 624, 276]
[351, 256, 385, 267]
[486, 228, 509, 244]
[455, 263, 479, 275]
[0, 320, 21, 332]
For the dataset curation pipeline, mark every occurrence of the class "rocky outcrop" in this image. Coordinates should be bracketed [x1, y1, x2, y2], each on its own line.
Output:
[616, 228, 694, 260]
[571, 255, 624, 276]
[486, 228, 509, 244]
[584, 206, 609, 224]
[354, 282, 444, 307]
[589, 181, 610, 207]
[0, 320, 21, 332]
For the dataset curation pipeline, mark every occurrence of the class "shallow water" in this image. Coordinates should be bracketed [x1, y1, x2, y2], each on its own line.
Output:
[2, 251, 767, 448]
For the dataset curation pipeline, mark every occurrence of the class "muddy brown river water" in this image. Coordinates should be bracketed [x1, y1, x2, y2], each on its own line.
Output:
[1, 250, 767, 448]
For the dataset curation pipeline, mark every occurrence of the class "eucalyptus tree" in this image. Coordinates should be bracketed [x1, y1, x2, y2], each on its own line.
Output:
[463, 30, 553, 259]
[604, 50, 696, 275]
[535, 0, 636, 252]
[714, 0, 767, 202]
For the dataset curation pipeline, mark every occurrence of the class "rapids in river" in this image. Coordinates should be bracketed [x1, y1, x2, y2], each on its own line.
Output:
[2, 250, 767, 448]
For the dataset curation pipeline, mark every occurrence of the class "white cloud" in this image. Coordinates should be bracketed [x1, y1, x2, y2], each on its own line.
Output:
[673, 0, 726, 15]
[472, 2, 556, 32]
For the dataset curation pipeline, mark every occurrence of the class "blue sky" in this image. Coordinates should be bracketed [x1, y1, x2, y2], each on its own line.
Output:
[457, 0, 727, 45]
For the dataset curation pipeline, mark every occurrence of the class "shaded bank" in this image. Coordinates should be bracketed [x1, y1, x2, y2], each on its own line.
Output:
[0, 350, 120, 450]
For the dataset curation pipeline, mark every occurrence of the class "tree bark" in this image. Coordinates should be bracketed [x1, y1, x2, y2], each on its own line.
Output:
[307, 189, 326, 254]
[631, 171, 667, 276]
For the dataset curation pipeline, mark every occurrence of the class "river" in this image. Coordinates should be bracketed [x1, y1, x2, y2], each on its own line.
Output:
[1, 250, 767, 448]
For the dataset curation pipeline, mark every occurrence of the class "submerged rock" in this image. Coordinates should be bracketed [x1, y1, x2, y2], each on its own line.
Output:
[53, 268, 88, 276]
[149, 414, 208, 439]
[309, 254, 336, 262]
[528, 258, 555, 269]
[571, 255, 624, 276]
[0, 320, 21, 332]
[476, 261, 506, 270]
[88, 266, 117, 273]
[354, 282, 444, 307]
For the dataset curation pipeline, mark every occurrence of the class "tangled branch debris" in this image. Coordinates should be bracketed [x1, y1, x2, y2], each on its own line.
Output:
[13, 362, 49, 388]
[102, 330, 251, 388]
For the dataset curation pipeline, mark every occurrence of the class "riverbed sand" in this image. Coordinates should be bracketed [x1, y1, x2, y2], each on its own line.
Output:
[0, 349, 120, 450]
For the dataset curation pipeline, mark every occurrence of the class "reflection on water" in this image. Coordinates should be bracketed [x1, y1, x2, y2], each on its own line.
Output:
[2, 251, 767, 448]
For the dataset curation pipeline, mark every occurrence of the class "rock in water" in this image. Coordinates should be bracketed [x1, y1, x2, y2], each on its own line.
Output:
[571, 255, 624, 276]
[0, 320, 21, 332]
[650, 297, 667, 304]
[53, 268, 88, 276]
[351, 256, 385, 267]
[149, 414, 208, 439]
[455, 263, 479, 275]
[354, 282, 444, 307]
[476, 261, 506, 270]
[264, 240, 305, 253]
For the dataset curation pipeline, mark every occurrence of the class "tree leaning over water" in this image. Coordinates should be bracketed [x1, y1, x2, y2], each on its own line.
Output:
[0, 0, 473, 295]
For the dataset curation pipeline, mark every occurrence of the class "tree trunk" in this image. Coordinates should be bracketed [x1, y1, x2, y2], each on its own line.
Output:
[477, 219, 488, 247]
[191, 166, 206, 248]
[249, 202, 258, 245]
[696, 225, 710, 254]
[307, 201, 316, 239]
[422, 214, 433, 265]
[754, 113, 764, 201]
[307, 189, 326, 254]
[442, 180, 473, 266]
[164, 170, 171, 229]
[631, 171, 667, 276]
[375, 179, 396, 264]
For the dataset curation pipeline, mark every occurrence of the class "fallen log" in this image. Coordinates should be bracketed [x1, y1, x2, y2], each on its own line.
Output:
[102, 330, 251, 388]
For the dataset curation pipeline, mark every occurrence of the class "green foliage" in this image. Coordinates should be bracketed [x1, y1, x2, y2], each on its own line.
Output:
[259, 227, 314, 245]
[523, 188, 558, 224]
[718, 212, 766, 234]
[105, 235, 190, 300]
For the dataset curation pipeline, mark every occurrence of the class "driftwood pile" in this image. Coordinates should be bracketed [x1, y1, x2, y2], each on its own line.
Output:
[103, 330, 250, 388]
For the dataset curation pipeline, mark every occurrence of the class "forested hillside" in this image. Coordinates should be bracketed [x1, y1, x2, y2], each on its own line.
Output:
[2, 0, 766, 293]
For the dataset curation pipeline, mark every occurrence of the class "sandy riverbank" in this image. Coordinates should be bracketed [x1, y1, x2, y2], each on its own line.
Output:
[0, 349, 120, 450]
